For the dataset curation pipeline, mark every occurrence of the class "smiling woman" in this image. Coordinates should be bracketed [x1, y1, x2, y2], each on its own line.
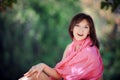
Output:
[19, 13, 104, 80]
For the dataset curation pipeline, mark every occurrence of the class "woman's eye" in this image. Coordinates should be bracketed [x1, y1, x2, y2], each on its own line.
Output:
[84, 26, 88, 28]
[75, 25, 79, 27]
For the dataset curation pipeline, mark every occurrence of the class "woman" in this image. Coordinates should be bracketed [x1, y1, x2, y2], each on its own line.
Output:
[19, 13, 104, 80]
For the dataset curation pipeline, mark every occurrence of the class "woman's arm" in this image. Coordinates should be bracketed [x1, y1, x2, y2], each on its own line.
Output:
[42, 63, 62, 79]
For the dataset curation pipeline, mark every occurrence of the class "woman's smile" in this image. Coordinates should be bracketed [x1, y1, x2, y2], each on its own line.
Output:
[77, 33, 83, 36]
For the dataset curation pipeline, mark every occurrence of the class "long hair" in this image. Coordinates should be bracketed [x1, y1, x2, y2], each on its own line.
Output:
[68, 13, 100, 49]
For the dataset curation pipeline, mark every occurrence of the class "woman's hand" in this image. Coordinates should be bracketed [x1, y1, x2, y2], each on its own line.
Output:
[24, 63, 46, 79]
[20, 63, 61, 80]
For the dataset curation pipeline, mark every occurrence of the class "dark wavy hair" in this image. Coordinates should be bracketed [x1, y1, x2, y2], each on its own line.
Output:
[68, 13, 100, 49]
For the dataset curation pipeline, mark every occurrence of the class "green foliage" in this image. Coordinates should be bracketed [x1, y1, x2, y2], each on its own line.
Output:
[0, 0, 17, 11]
[100, 1, 120, 78]
[0, 0, 81, 79]
[101, 0, 120, 13]
[101, 35, 120, 80]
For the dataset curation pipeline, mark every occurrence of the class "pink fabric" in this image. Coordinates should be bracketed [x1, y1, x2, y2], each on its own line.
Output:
[54, 37, 104, 80]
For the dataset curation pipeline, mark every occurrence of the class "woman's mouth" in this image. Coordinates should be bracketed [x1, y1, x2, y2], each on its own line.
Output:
[77, 33, 83, 36]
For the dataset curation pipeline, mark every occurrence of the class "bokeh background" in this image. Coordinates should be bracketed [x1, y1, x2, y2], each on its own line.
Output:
[0, 0, 120, 80]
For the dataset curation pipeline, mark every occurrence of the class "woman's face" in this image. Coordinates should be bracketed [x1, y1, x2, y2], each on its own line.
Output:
[73, 19, 90, 41]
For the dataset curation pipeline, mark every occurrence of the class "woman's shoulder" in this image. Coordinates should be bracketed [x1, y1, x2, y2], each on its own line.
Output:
[65, 42, 73, 49]
[86, 46, 98, 51]
[82, 46, 99, 56]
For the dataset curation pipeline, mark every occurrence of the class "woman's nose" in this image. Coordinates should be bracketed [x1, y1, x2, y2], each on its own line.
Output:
[78, 27, 83, 33]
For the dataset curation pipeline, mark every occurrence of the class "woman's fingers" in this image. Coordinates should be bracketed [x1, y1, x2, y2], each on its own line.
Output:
[36, 70, 41, 79]
[27, 70, 37, 77]
[24, 69, 37, 77]
[24, 72, 29, 76]
[23, 63, 44, 78]
[24, 66, 35, 76]
[24, 70, 32, 76]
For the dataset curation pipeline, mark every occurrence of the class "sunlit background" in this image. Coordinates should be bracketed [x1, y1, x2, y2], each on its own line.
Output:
[0, 0, 120, 80]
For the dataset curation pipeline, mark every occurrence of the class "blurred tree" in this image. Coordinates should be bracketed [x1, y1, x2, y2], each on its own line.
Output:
[102, 16, 120, 80]
[101, 0, 120, 13]
[0, 0, 81, 80]
[101, 0, 120, 80]
[0, 0, 17, 12]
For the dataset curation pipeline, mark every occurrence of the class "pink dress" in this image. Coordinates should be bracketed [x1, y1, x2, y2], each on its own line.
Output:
[54, 37, 104, 80]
